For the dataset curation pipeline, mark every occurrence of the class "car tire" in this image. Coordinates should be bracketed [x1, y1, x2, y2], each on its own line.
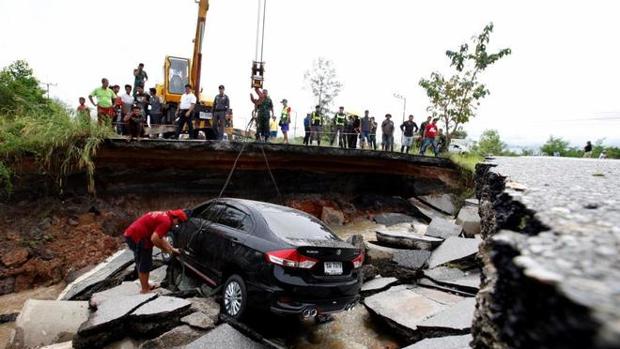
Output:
[222, 274, 247, 320]
[166, 258, 183, 292]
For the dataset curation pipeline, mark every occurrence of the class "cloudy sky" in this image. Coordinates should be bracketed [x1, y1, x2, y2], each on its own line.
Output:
[1, 0, 619, 147]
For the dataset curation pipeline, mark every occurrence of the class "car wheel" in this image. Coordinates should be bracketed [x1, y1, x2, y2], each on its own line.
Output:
[222, 274, 247, 320]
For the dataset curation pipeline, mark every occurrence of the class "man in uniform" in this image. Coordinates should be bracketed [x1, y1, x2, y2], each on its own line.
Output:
[124, 209, 188, 294]
[310, 105, 323, 146]
[213, 85, 230, 140]
[331, 106, 347, 148]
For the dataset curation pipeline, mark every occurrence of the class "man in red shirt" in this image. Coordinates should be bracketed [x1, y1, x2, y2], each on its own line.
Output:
[124, 209, 188, 293]
[419, 118, 440, 157]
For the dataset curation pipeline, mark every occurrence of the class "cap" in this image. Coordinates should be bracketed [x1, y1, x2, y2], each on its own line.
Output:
[281, 99, 288, 103]
[168, 209, 189, 222]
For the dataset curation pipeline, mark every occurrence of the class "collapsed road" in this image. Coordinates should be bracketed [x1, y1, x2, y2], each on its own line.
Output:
[2, 142, 619, 348]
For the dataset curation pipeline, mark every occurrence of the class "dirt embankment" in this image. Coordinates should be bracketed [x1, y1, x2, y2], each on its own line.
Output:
[0, 192, 418, 296]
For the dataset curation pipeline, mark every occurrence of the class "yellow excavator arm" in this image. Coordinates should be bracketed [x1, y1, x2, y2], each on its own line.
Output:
[191, 0, 209, 98]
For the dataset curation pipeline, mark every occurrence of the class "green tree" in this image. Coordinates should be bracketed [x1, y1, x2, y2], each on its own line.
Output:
[474, 129, 507, 155]
[419, 23, 511, 143]
[540, 136, 570, 156]
[304, 57, 342, 115]
[0, 60, 47, 114]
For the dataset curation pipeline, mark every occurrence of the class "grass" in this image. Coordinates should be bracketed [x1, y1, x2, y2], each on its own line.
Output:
[0, 107, 114, 197]
[448, 152, 484, 173]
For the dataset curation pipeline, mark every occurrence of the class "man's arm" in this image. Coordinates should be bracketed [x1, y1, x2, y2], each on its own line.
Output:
[88, 94, 97, 107]
[151, 233, 179, 255]
[133, 69, 138, 77]
[400, 123, 405, 132]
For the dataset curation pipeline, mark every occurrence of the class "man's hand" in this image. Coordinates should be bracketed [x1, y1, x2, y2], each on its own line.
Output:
[185, 111, 191, 117]
[170, 247, 181, 256]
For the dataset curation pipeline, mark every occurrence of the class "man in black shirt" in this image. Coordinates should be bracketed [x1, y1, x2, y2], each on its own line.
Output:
[400, 114, 418, 153]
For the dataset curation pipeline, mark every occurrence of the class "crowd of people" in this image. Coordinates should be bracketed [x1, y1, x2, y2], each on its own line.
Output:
[80, 64, 447, 156]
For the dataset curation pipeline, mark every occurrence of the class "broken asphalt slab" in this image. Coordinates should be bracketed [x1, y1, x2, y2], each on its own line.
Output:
[417, 193, 459, 216]
[361, 277, 399, 295]
[417, 297, 476, 331]
[455, 206, 481, 237]
[376, 230, 443, 250]
[73, 294, 157, 349]
[392, 250, 432, 270]
[183, 323, 265, 349]
[9, 299, 89, 349]
[423, 267, 481, 294]
[403, 334, 472, 349]
[363, 285, 464, 341]
[425, 217, 462, 240]
[373, 213, 416, 226]
[128, 296, 192, 336]
[138, 325, 205, 349]
[427, 236, 481, 269]
[58, 249, 134, 301]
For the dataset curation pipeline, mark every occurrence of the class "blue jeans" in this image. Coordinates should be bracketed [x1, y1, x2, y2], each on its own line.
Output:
[420, 138, 438, 156]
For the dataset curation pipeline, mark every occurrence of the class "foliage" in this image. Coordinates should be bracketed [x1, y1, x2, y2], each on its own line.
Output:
[304, 58, 343, 115]
[449, 152, 484, 173]
[0, 60, 48, 114]
[540, 136, 570, 156]
[472, 129, 507, 156]
[0, 60, 113, 197]
[419, 23, 511, 142]
[521, 148, 535, 156]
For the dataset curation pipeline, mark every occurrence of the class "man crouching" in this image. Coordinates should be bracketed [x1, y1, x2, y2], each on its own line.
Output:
[124, 210, 188, 293]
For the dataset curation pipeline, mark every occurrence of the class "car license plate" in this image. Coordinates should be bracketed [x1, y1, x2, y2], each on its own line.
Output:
[324, 262, 343, 275]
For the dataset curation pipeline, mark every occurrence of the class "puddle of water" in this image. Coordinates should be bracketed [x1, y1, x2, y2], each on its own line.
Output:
[0, 283, 66, 348]
[332, 219, 428, 242]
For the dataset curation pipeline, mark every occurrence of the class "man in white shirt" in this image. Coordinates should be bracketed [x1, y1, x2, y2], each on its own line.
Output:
[175, 84, 197, 139]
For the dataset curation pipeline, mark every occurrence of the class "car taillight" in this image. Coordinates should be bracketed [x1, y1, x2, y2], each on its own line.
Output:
[352, 252, 364, 269]
[265, 249, 318, 269]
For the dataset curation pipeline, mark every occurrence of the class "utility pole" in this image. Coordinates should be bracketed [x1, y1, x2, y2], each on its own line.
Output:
[41, 82, 58, 105]
[393, 93, 406, 123]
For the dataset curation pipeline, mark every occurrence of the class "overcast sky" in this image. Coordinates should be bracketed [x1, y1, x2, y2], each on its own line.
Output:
[1, 0, 619, 147]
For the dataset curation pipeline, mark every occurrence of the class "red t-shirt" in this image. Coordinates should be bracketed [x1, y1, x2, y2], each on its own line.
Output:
[124, 211, 173, 248]
[424, 123, 438, 139]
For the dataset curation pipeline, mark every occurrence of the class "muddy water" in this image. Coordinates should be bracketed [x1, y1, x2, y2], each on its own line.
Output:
[332, 218, 427, 242]
[0, 283, 66, 348]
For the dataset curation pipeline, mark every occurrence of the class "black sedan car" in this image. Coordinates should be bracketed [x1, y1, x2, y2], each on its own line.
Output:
[166, 198, 363, 320]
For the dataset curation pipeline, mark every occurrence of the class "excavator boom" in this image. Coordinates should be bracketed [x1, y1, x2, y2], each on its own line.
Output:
[191, 0, 209, 97]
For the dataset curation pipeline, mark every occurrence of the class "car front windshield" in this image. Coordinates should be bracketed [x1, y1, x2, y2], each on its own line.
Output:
[260, 205, 338, 241]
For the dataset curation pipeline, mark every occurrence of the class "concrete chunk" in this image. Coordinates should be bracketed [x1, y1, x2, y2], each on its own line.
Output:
[392, 250, 431, 270]
[427, 237, 481, 269]
[78, 294, 157, 335]
[181, 312, 216, 330]
[9, 299, 89, 349]
[425, 217, 462, 240]
[183, 324, 264, 349]
[130, 296, 191, 319]
[456, 206, 481, 237]
[90, 282, 140, 308]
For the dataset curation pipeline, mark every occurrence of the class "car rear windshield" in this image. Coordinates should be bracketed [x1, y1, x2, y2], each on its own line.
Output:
[261, 206, 338, 241]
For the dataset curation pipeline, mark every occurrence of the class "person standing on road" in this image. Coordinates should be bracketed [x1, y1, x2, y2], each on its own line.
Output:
[89, 78, 117, 125]
[175, 84, 196, 139]
[279, 99, 291, 144]
[419, 118, 440, 157]
[360, 110, 371, 149]
[310, 105, 323, 146]
[269, 115, 278, 140]
[213, 85, 230, 140]
[133, 63, 148, 95]
[381, 114, 395, 151]
[369, 116, 378, 150]
[584, 141, 593, 158]
[331, 106, 347, 147]
[417, 116, 431, 149]
[303, 113, 311, 146]
[400, 114, 418, 154]
[148, 88, 163, 128]
[76, 97, 91, 125]
[349, 114, 361, 149]
[124, 210, 188, 294]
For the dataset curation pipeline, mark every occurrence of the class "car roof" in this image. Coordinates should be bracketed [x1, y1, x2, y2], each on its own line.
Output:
[218, 198, 300, 214]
